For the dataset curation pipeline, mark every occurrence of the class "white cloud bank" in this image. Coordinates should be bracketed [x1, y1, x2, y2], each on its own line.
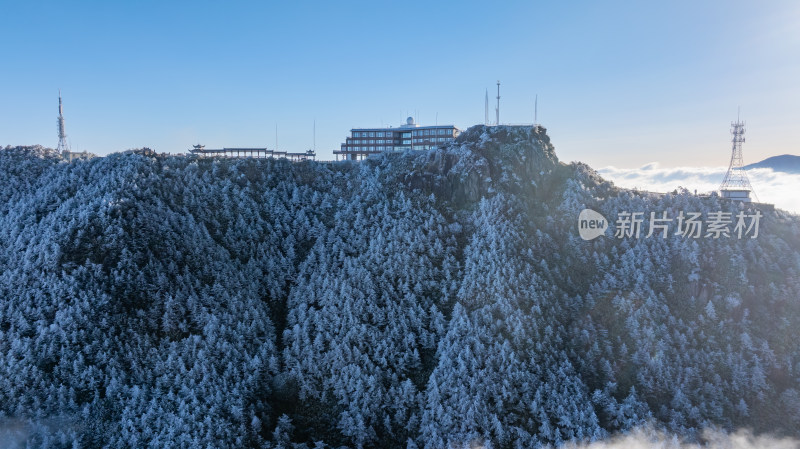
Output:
[598, 164, 800, 214]
[560, 427, 799, 449]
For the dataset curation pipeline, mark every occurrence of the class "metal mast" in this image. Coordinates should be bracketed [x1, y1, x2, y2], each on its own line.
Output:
[57, 90, 69, 153]
[495, 81, 500, 125]
[485, 89, 489, 126]
[719, 113, 756, 202]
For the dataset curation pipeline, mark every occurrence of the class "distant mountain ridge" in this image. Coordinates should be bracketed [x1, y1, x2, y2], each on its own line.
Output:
[744, 154, 800, 173]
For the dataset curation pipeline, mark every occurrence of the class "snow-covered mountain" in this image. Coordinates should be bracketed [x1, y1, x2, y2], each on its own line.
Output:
[1, 129, 799, 448]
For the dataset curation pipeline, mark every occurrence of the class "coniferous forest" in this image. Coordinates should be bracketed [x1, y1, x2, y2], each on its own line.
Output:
[1, 125, 799, 448]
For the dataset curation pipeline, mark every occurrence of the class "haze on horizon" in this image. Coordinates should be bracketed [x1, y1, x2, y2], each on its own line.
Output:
[1, 0, 798, 168]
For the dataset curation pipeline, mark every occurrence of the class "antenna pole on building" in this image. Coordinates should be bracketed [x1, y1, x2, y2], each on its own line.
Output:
[485, 89, 489, 126]
[57, 90, 69, 153]
[534, 94, 538, 125]
[496, 80, 500, 126]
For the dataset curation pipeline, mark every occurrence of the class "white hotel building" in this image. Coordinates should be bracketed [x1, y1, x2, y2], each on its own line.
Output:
[334, 117, 460, 161]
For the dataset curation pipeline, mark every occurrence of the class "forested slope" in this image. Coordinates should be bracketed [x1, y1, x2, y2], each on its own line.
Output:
[1, 126, 799, 448]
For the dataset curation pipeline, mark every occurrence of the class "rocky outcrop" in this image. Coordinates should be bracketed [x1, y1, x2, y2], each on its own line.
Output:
[403, 125, 560, 207]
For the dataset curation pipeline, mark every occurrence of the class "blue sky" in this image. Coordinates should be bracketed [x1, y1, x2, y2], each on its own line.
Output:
[1, 0, 798, 167]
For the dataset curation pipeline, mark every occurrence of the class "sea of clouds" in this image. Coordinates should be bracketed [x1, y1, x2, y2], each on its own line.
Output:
[598, 164, 800, 214]
[559, 427, 800, 449]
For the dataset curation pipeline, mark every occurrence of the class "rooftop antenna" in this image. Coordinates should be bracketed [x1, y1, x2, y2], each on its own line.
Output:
[313, 119, 316, 152]
[485, 89, 489, 126]
[275, 123, 278, 151]
[57, 89, 69, 153]
[719, 108, 758, 203]
[435, 112, 438, 126]
[496, 80, 500, 126]
[534, 94, 538, 126]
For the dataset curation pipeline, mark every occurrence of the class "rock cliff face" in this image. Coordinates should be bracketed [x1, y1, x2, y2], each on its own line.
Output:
[1, 128, 799, 448]
[402, 125, 560, 207]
